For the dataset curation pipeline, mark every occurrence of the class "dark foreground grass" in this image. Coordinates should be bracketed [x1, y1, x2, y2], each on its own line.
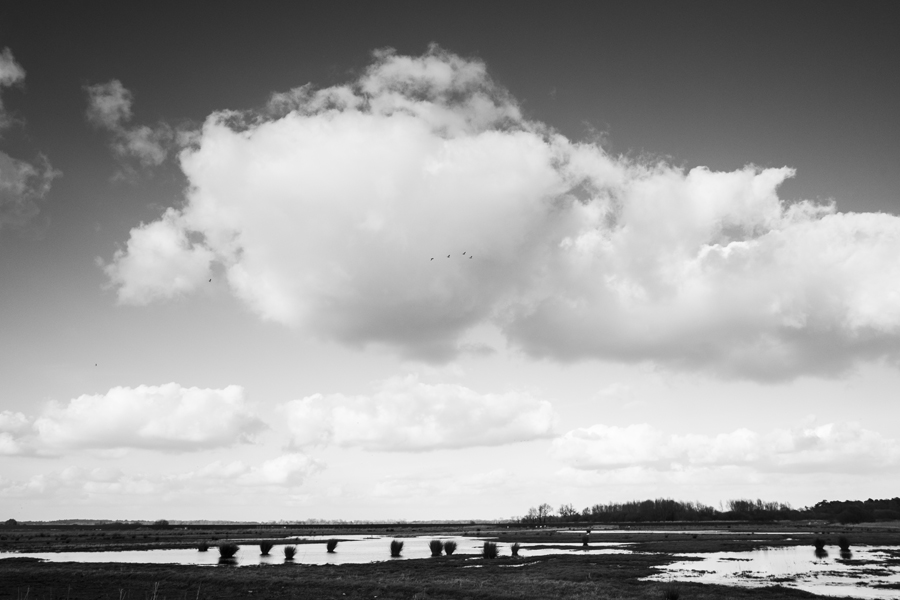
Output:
[0, 554, 828, 600]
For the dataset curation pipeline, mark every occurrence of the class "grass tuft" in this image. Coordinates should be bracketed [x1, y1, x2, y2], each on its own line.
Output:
[443, 540, 457, 556]
[283, 545, 296, 560]
[390, 539, 404, 557]
[838, 536, 850, 551]
[582, 534, 589, 547]
[482, 541, 498, 559]
[326, 539, 338, 553]
[218, 543, 239, 559]
[197, 541, 209, 552]
[510, 542, 521, 557]
[259, 541, 274, 555]
[813, 537, 826, 551]
[429, 539, 443, 557]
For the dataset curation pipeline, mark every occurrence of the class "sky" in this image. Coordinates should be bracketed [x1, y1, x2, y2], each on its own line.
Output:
[1, 1, 899, 522]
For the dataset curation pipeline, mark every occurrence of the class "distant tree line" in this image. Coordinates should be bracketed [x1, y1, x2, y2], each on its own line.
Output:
[520, 497, 900, 524]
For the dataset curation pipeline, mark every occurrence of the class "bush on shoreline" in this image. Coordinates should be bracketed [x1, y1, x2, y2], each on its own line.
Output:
[429, 539, 443, 557]
[326, 539, 338, 553]
[218, 543, 239, 559]
[443, 540, 457, 555]
[390, 539, 403, 557]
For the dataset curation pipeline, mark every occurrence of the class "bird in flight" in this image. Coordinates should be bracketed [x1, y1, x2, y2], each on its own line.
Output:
[447, 254, 450, 258]
[463, 252, 466, 255]
[430, 258, 434, 261]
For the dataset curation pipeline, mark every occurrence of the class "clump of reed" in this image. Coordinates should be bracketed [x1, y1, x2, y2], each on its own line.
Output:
[218, 543, 239, 559]
[482, 541, 498, 559]
[197, 541, 209, 552]
[429, 539, 443, 557]
[326, 539, 338, 553]
[838, 536, 851, 551]
[660, 584, 681, 600]
[390, 539, 404, 557]
[283, 545, 296, 560]
[443, 540, 457, 556]
[259, 541, 274, 555]
[582, 534, 590, 547]
[813, 538, 826, 551]
[510, 542, 521, 557]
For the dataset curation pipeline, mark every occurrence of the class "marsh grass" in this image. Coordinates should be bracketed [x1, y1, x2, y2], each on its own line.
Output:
[283, 545, 296, 560]
[813, 537, 826, 551]
[390, 539, 404, 557]
[442, 540, 457, 556]
[838, 536, 851, 551]
[482, 541, 498, 559]
[429, 539, 443, 557]
[326, 539, 338, 553]
[581, 534, 589, 547]
[259, 541, 274, 555]
[197, 541, 209, 552]
[218, 543, 239, 559]
[510, 542, 521, 557]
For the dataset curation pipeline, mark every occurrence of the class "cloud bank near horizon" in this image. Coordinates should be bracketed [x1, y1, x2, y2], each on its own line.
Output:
[103, 45, 900, 381]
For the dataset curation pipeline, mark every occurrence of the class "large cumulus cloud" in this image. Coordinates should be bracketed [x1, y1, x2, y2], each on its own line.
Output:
[104, 45, 900, 379]
[4, 383, 267, 454]
[283, 375, 558, 451]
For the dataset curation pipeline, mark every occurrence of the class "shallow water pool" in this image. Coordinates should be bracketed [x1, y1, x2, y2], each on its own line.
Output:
[0, 535, 631, 567]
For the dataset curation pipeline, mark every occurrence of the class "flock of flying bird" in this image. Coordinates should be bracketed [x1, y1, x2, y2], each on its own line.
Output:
[432, 252, 471, 260]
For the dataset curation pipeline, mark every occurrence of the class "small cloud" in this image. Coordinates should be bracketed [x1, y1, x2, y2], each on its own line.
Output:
[0, 152, 60, 232]
[85, 79, 173, 169]
[283, 375, 558, 452]
[0, 47, 26, 131]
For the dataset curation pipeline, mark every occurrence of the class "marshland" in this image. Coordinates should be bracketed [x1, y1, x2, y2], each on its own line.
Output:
[2, 515, 900, 599]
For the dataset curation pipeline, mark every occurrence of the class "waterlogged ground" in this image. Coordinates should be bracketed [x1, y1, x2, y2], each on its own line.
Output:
[646, 544, 900, 599]
[1, 523, 899, 599]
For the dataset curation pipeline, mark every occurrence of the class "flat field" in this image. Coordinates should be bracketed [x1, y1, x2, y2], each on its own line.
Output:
[1, 523, 897, 599]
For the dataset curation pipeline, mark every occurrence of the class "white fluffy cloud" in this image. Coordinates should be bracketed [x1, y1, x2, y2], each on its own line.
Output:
[283, 375, 558, 451]
[104, 45, 900, 379]
[552, 421, 900, 474]
[18, 383, 267, 453]
[85, 79, 172, 167]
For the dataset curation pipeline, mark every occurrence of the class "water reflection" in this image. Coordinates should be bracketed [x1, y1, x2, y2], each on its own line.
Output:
[814, 547, 829, 559]
[840, 549, 852, 560]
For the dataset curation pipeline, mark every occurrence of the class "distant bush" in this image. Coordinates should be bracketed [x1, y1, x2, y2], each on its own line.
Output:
[4, 519, 17, 527]
[443, 540, 457, 556]
[198, 541, 209, 552]
[838, 536, 850, 551]
[582, 534, 589, 547]
[283, 545, 297, 560]
[482, 541, 498, 559]
[813, 538, 826, 551]
[260, 541, 274, 555]
[326, 539, 338, 553]
[429, 539, 443, 557]
[218, 543, 239, 559]
[390, 539, 404, 557]
[510, 542, 521, 557]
